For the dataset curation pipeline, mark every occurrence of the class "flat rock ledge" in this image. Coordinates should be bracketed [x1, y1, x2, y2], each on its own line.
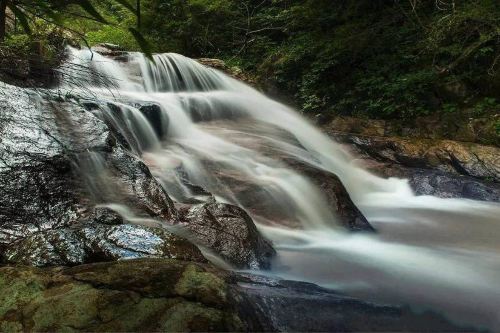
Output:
[0, 259, 476, 332]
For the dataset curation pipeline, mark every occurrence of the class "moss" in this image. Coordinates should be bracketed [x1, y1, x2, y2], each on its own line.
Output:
[96, 297, 180, 331]
[0, 259, 245, 332]
[0, 268, 45, 317]
[25, 285, 102, 331]
[159, 302, 227, 332]
[0, 321, 23, 333]
[175, 263, 227, 305]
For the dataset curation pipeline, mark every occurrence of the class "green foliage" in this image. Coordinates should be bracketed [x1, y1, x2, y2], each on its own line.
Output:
[86, 25, 140, 50]
[111, 0, 498, 125]
[2, 34, 30, 55]
[2, 0, 499, 131]
[473, 97, 499, 116]
[0, 0, 150, 57]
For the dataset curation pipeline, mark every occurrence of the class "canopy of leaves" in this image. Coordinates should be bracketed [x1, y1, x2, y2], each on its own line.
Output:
[90, 0, 496, 125]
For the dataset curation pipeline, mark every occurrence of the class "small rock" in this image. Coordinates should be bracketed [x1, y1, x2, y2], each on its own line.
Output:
[137, 102, 166, 138]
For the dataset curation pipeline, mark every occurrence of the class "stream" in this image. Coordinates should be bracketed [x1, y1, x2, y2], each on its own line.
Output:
[62, 48, 500, 330]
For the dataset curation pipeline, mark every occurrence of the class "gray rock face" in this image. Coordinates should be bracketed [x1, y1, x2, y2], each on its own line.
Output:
[0, 86, 189, 265]
[177, 203, 275, 269]
[0, 92, 91, 247]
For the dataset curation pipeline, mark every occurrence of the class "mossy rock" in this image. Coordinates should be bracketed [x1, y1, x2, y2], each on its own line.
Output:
[0, 259, 244, 332]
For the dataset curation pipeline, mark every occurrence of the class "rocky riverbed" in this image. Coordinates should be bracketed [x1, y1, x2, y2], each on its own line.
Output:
[323, 117, 500, 202]
[0, 258, 475, 332]
[1, 48, 497, 331]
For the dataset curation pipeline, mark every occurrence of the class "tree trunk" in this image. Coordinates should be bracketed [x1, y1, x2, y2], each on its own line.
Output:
[0, 0, 7, 42]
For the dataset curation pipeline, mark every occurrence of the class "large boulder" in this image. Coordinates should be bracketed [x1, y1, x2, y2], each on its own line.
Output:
[327, 132, 500, 201]
[0, 85, 184, 265]
[0, 259, 244, 332]
[0, 258, 475, 332]
[177, 203, 276, 269]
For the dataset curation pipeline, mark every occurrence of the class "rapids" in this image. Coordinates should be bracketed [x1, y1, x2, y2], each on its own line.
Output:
[62, 47, 500, 330]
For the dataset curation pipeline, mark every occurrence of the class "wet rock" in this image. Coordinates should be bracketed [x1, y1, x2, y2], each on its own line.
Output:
[0, 258, 475, 332]
[0, 90, 102, 247]
[3, 228, 87, 267]
[137, 102, 165, 138]
[407, 170, 500, 200]
[0, 84, 184, 266]
[332, 133, 500, 182]
[177, 203, 275, 269]
[286, 160, 374, 231]
[92, 43, 129, 61]
[89, 207, 124, 225]
[109, 148, 178, 221]
[231, 273, 475, 332]
[4, 208, 205, 267]
[375, 166, 500, 201]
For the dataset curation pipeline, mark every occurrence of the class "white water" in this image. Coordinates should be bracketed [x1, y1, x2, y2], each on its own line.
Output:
[63, 47, 500, 330]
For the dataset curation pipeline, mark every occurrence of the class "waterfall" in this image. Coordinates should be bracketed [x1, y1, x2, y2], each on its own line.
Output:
[62, 47, 500, 330]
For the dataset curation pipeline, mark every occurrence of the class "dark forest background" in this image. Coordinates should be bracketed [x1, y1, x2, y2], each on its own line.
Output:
[0, 0, 498, 143]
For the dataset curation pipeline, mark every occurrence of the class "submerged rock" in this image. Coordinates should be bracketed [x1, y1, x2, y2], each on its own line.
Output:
[0, 258, 475, 332]
[285, 160, 374, 231]
[177, 203, 275, 269]
[196, 120, 373, 231]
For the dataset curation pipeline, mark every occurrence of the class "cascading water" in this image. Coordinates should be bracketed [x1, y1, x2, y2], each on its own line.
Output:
[62, 47, 500, 330]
